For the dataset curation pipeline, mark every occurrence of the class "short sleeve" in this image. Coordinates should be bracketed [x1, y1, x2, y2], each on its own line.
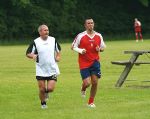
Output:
[99, 34, 106, 49]
[72, 34, 81, 48]
[26, 42, 37, 55]
[55, 40, 61, 52]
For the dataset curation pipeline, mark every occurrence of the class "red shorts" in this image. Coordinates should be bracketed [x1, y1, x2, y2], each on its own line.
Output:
[135, 27, 141, 32]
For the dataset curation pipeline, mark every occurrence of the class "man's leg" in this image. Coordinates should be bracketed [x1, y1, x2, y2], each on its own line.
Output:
[81, 77, 91, 91]
[139, 32, 143, 41]
[88, 74, 98, 105]
[135, 32, 139, 42]
[47, 80, 56, 93]
[45, 75, 57, 100]
[44, 79, 56, 100]
[37, 80, 47, 108]
[81, 77, 91, 97]
[80, 68, 91, 97]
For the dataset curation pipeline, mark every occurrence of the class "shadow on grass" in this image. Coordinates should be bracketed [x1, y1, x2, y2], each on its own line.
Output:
[125, 79, 150, 88]
[126, 85, 150, 89]
[141, 80, 150, 82]
[126, 79, 137, 81]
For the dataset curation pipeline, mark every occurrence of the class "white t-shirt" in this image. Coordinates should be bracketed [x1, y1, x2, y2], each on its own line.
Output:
[26, 36, 61, 77]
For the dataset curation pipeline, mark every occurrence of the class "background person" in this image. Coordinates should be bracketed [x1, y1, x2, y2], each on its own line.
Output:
[134, 18, 143, 42]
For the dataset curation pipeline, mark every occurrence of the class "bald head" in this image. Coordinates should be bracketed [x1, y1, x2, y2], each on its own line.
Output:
[38, 24, 49, 40]
[38, 25, 48, 32]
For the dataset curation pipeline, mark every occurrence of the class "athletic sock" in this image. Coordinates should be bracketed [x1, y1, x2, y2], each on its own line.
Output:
[41, 101, 46, 105]
[45, 89, 49, 93]
[88, 97, 94, 104]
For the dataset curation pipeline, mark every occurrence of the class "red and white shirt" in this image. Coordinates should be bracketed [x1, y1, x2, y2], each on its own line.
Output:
[134, 21, 141, 32]
[72, 31, 106, 69]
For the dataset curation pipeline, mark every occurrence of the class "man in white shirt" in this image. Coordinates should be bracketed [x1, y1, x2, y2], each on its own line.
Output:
[26, 24, 61, 109]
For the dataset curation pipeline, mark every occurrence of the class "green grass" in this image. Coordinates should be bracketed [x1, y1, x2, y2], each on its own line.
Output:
[0, 39, 150, 119]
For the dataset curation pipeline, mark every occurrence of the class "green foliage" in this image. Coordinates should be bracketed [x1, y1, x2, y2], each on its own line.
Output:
[0, 9, 7, 39]
[11, 0, 31, 7]
[139, 0, 149, 7]
[0, 0, 149, 41]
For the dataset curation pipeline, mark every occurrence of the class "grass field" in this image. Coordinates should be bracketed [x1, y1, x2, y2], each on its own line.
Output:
[0, 39, 150, 119]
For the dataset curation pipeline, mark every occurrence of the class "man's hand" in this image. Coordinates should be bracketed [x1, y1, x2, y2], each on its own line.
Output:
[96, 46, 104, 52]
[81, 49, 86, 54]
[32, 54, 37, 61]
[96, 45, 100, 52]
[55, 52, 61, 62]
[26, 53, 37, 61]
[100, 48, 104, 52]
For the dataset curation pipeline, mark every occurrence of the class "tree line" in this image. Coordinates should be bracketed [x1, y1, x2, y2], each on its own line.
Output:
[0, 0, 150, 41]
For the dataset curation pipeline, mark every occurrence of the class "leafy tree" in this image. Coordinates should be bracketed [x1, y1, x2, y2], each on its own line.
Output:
[0, 0, 149, 41]
[139, 0, 149, 7]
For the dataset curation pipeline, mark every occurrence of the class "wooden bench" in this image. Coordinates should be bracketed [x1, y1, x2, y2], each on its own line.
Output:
[111, 50, 150, 87]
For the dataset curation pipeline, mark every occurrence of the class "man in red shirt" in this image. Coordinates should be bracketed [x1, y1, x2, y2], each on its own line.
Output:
[134, 18, 143, 42]
[71, 18, 106, 108]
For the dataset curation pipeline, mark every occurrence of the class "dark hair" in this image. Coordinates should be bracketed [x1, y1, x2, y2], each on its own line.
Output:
[84, 18, 94, 24]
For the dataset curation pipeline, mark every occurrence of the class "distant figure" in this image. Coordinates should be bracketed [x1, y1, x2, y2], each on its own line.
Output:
[134, 18, 143, 42]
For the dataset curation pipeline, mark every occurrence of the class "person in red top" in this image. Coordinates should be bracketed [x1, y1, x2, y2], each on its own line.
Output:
[71, 18, 106, 108]
[134, 18, 143, 42]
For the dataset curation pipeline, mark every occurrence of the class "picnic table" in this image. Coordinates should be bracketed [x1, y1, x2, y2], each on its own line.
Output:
[111, 50, 150, 87]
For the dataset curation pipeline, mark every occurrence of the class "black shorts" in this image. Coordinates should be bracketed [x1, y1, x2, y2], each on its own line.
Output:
[36, 75, 57, 82]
